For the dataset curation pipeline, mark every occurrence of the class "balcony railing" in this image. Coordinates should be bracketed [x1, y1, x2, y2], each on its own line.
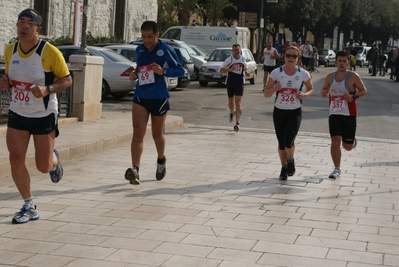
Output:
[0, 66, 82, 117]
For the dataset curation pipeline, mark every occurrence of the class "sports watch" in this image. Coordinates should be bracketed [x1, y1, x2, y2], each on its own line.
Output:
[47, 85, 54, 94]
[352, 94, 359, 100]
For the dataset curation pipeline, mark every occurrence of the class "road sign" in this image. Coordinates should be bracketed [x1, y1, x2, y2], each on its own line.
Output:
[238, 12, 258, 28]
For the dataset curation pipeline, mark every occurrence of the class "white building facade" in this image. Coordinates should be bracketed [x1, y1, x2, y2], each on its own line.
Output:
[0, 0, 157, 57]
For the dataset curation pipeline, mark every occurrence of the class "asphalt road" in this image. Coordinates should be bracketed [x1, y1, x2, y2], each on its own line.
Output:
[102, 65, 399, 140]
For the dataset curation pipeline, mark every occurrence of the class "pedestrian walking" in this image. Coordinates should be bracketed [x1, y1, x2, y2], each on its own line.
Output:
[320, 51, 367, 179]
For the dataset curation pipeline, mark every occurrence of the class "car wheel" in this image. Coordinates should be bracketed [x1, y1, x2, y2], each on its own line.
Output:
[249, 70, 256, 84]
[325, 60, 329, 67]
[102, 79, 110, 99]
[111, 92, 128, 99]
[191, 68, 199, 81]
[360, 61, 364, 67]
[199, 81, 208, 87]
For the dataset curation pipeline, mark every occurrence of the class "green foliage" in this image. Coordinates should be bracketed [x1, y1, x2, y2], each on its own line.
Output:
[48, 36, 72, 46]
[85, 32, 125, 45]
[47, 32, 125, 47]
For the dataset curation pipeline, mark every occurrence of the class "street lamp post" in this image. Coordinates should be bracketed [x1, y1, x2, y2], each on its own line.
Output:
[256, 0, 264, 64]
[77, 0, 90, 55]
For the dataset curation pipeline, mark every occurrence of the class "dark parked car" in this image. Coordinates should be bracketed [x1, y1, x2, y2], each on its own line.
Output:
[131, 38, 205, 80]
[318, 49, 336, 67]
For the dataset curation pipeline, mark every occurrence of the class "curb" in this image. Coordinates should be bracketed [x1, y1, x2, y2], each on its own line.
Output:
[0, 114, 184, 179]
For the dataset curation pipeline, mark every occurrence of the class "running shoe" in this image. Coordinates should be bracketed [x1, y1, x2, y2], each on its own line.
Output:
[156, 157, 167, 180]
[12, 205, 39, 224]
[287, 159, 295, 176]
[125, 167, 140, 185]
[279, 166, 288, 180]
[49, 149, 63, 183]
[233, 124, 240, 132]
[229, 112, 235, 123]
[329, 167, 341, 179]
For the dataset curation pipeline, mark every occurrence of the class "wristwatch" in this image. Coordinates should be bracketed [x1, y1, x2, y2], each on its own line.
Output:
[47, 85, 54, 94]
[163, 69, 167, 76]
[352, 94, 359, 100]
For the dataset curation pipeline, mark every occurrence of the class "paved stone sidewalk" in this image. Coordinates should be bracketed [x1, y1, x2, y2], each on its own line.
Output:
[0, 124, 398, 267]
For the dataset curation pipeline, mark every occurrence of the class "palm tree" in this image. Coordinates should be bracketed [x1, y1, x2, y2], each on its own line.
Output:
[200, 0, 236, 26]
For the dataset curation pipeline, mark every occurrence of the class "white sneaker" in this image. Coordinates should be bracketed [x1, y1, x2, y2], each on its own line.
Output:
[329, 167, 341, 179]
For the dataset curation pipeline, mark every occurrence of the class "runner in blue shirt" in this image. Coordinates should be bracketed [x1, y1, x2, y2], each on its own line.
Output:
[125, 21, 185, 185]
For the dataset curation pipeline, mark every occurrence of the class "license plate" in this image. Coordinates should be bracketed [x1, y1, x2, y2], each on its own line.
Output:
[213, 74, 222, 78]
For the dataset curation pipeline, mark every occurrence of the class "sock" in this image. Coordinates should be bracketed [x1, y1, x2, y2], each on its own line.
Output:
[157, 156, 165, 164]
[23, 197, 34, 209]
[282, 164, 288, 169]
[51, 152, 57, 172]
[287, 157, 294, 162]
[133, 166, 139, 172]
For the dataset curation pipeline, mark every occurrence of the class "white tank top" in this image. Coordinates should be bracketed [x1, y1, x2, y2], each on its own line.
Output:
[8, 40, 58, 118]
[328, 71, 357, 116]
[269, 66, 311, 110]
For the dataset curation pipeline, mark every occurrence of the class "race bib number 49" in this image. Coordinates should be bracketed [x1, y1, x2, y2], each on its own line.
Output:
[137, 64, 155, 86]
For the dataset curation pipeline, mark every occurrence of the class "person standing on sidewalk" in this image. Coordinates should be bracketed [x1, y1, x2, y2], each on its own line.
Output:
[299, 39, 313, 70]
[263, 46, 314, 180]
[219, 44, 250, 132]
[125, 21, 185, 185]
[370, 44, 379, 76]
[320, 51, 367, 179]
[0, 9, 72, 224]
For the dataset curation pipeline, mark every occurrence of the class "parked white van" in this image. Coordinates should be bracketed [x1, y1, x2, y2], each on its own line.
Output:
[353, 46, 371, 67]
[161, 26, 249, 55]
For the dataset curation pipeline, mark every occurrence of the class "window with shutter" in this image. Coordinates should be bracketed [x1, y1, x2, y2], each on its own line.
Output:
[34, 0, 48, 35]
[114, 0, 126, 39]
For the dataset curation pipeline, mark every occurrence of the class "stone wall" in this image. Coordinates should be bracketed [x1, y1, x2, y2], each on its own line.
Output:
[0, 0, 157, 58]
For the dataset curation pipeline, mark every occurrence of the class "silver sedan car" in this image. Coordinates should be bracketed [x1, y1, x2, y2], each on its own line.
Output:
[57, 45, 136, 99]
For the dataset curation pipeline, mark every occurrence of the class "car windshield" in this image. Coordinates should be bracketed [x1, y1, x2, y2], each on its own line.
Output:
[191, 46, 209, 57]
[318, 49, 330, 56]
[354, 47, 364, 54]
[99, 49, 134, 63]
[180, 48, 192, 63]
[208, 49, 232, 62]
[174, 42, 197, 56]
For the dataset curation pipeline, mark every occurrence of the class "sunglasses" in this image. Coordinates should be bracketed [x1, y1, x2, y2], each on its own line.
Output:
[285, 54, 298, 59]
